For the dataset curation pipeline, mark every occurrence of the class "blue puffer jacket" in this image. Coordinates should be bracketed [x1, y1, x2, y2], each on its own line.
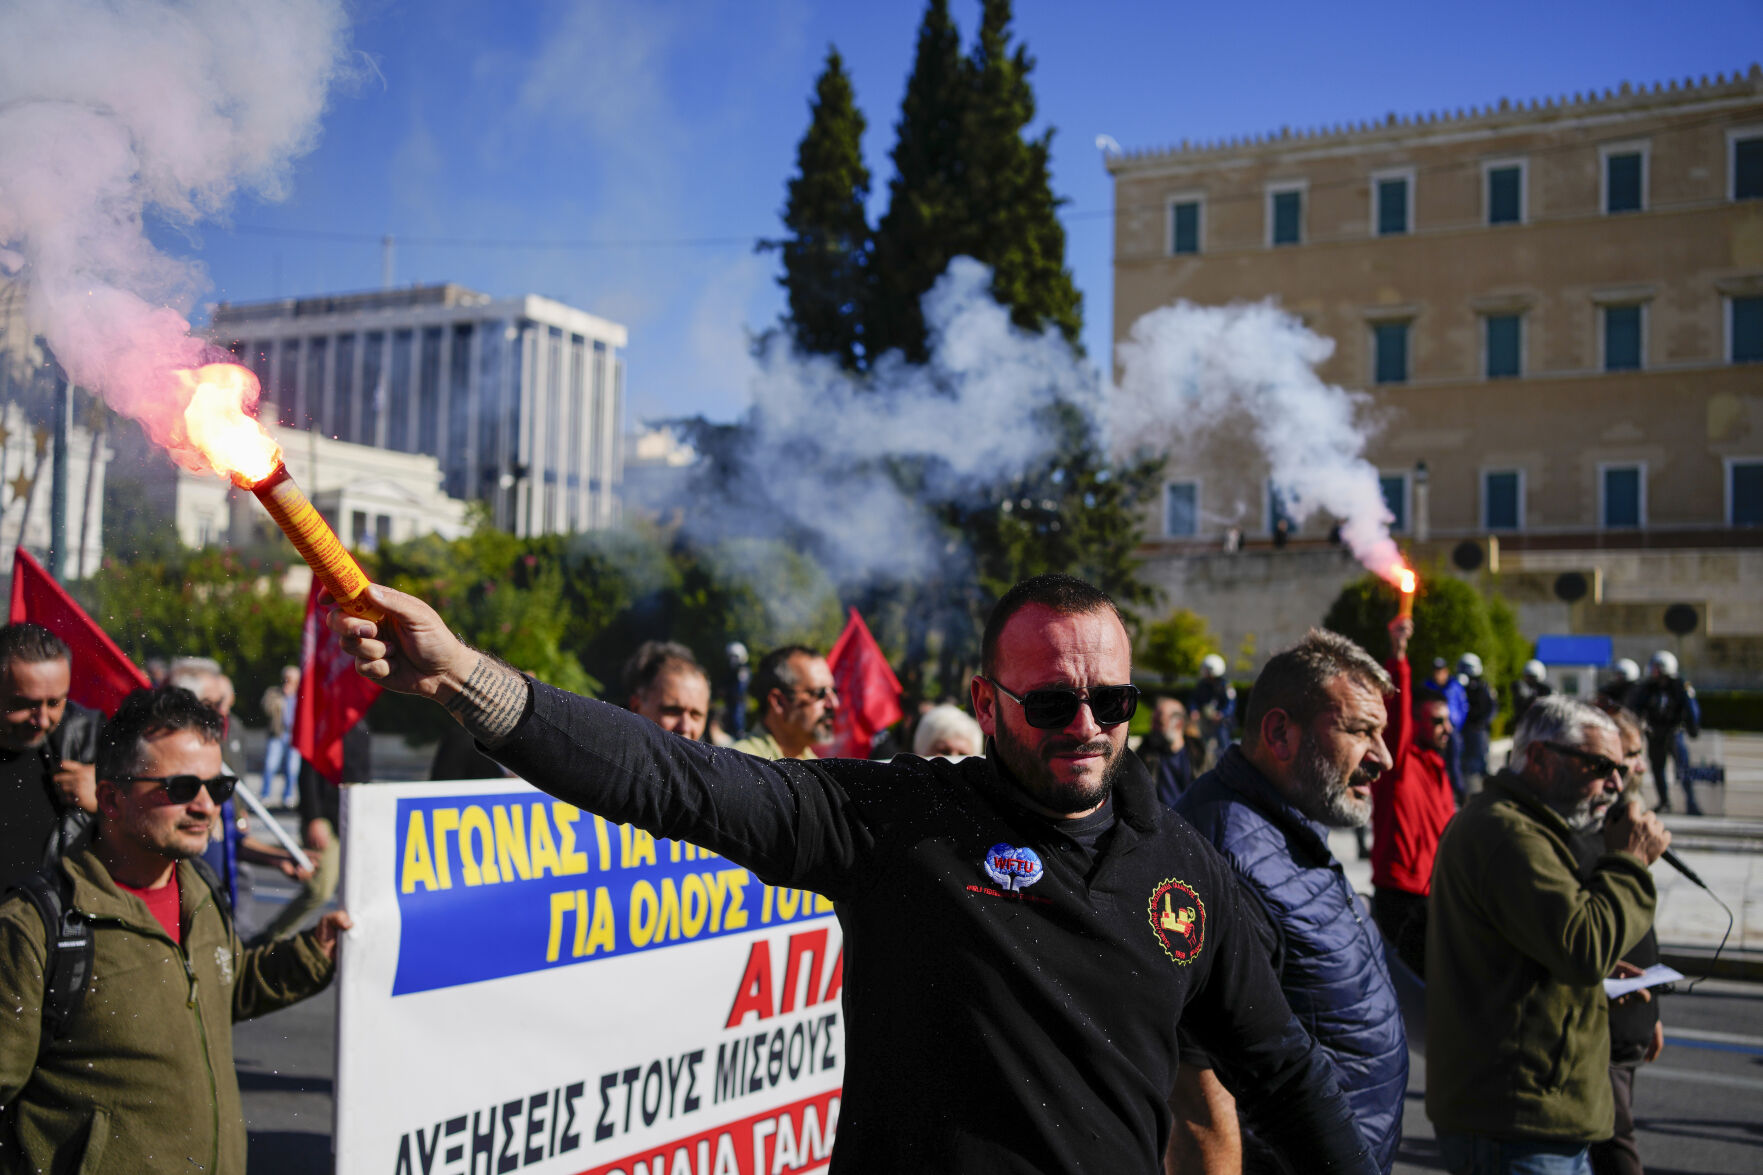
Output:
[1174, 746, 1407, 1173]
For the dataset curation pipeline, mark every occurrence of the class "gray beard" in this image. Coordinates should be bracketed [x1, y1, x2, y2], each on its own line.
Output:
[1291, 733, 1373, 828]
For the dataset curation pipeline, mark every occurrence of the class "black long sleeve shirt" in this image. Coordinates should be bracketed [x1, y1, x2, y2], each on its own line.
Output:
[487, 683, 1375, 1174]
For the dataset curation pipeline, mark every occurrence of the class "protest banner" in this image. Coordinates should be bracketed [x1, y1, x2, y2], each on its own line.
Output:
[336, 778, 843, 1175]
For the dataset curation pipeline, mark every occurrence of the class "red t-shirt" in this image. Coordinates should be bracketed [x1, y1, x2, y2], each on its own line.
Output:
[1370, 657, 1458, 896]
[116, 872, 182, 945]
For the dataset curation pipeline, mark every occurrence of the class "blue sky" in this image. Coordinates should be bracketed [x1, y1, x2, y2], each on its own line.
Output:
[175, 0, 1759, 426]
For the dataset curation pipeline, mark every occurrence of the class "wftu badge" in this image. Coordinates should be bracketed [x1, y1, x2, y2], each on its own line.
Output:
[1148, 877, 1206, 964]
[983, 843, 1044, 891]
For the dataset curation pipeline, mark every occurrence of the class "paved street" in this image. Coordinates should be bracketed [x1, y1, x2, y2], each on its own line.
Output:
[1392, 978, 1763, 1175]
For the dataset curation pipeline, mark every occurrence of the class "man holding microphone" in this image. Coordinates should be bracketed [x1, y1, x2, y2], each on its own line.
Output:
[1426, 695, 1670, 1174]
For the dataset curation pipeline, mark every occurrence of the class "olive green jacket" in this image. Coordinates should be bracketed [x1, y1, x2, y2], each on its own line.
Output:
[1425, 773, 1656, 1143]
[0, 846, 335, 1175]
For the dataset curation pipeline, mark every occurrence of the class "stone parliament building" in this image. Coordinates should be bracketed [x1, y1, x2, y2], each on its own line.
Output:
[1109, 67, 1763, 687]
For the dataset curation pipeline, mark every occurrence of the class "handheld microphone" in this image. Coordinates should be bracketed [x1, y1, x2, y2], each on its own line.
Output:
[1660, 848, 1706, 889]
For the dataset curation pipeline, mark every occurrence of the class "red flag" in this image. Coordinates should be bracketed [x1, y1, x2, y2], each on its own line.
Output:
[8, 546, 150, 716]
[294, 577, 381, 783]
[824, 607, 903, 759]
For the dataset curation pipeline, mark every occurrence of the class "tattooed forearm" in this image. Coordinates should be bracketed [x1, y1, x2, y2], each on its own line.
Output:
[441, 652, 528, 746]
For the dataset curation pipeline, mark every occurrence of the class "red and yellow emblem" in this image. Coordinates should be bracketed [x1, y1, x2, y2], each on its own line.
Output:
[1148, 877, 1206, 965]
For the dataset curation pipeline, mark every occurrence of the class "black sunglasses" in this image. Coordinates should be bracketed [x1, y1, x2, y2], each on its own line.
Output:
[1542, 742, 1628, 784]
[982, 678, 1139, 729]
[118, 774, 238, 804]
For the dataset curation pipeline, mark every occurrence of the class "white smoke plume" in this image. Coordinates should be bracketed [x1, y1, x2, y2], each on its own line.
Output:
[685, 266, 1402, 594]
[0, 0, 351, 469]
[1113, 300, 1404, 581]
[696, 256, 1102, 582]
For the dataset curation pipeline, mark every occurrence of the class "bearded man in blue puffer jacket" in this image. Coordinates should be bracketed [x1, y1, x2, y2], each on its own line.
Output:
[1170, 629, 1408, 1174]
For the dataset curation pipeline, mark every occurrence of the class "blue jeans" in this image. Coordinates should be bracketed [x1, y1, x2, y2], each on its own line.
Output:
[261, 736, 301, 806]
[1439, 1134, 1590, 1175]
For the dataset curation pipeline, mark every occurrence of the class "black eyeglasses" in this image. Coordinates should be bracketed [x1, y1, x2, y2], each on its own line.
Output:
[117, 774, 237, 804]
[1542, 742, 1627, 784]
[981, 678, 1139, 729]
[793, 686, 837, 703]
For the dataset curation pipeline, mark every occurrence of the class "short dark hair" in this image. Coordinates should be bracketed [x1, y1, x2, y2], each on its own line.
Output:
[96, 687, 225, 783]
[0, 622, 70, 679]
[980, 574, 1122, 678]
[1242, 629, 1393, 748]
[751, 645, 819, 703]
[620, 641, 706, 701]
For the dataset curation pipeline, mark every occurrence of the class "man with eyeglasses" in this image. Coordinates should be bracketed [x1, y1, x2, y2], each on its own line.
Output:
[1427, 695, 1668, 1175]
[325, 572, 1374, 1173]
[0, 686, 348, 1175]
[1369, 615, 1459, 981]
[732, 645, 838, 760]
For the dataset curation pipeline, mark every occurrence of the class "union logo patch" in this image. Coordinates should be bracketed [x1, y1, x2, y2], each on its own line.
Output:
[983, 843, 1045, 892]
[1148, 877, 1206, 965]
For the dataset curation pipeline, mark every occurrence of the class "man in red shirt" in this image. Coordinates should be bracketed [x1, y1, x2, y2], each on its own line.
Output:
[1370, 617, 1457, 979]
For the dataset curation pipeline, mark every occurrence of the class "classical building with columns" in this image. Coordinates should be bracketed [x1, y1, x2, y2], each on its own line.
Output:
[1108, 68, 1763, 687]
[210, 283, 626, 537]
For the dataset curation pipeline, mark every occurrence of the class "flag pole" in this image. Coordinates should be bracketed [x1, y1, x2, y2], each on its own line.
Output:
[233, 782, 315, 873]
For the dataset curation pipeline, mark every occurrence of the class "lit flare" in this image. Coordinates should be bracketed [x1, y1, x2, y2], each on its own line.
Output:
[176, 362, 383, 622]
[1392, 564, 1417, 619]
[178, 363, 281, 487]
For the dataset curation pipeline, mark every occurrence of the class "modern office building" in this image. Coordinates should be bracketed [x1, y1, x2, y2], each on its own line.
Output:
[210, 283, 627, 537]
[1108, 67, 1763, 684]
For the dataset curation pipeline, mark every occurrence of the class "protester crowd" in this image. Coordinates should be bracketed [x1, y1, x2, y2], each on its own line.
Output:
[0, 563, 1707, 1174]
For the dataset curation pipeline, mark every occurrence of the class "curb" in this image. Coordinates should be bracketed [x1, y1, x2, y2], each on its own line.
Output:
[1659, 945, 1763, 983]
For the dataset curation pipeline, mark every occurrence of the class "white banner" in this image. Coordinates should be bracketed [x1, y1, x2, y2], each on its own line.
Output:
[335, 778, 843, 1175]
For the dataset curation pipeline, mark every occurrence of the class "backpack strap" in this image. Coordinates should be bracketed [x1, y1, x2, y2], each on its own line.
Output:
[186, 854, 235, 938]
[8, 870, 93, 1048]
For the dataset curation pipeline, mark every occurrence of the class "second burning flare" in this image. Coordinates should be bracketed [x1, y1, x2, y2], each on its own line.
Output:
[180, 363, 384, 623]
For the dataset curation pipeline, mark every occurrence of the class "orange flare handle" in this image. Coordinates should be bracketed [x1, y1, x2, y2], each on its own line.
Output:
[251, 463, 385, 623]
[1397, 587, 1415, 620]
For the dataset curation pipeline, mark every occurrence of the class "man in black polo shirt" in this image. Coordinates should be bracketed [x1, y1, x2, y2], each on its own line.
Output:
[329, 574, 1374, 1173]
[0, 623, 101, 887]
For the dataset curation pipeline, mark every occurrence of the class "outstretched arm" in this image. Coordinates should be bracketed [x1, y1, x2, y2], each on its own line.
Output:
[329, 585, 872, 895]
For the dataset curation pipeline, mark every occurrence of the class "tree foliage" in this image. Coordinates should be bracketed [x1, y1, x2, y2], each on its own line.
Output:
[869, 0, 1081, 362]
[1321, 568, 1525, 722]
[83, 548, 304, 718]
[1138, 607, 1217, 685]
[767, 47, 871, 370]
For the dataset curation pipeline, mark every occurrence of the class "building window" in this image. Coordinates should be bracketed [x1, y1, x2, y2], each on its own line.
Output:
[360, 331, 385, 447]
[388, 329, 414, 450]
[1379, 473, 1409, 532]
[1164, 481, 1198, 537]
[1373, 171, 1411, 236]
[1600, 464, 1644, 528]
[1483, 470, 1522, 531]
[1372, 321, 1409, 384]
[1486, 161, 1525, 225]
[1603, 147, 1645, 214]
[1485, 314, 1522, 379]
[1731, 459, 1763, 526]
[350, 510, 369, 547]
[1603, 304, 1643, 371]
[1733, 131, 1763, 201]
[1169, 198, 1201, 255]
[276, 340, 300, 428]
[1731, 296, 1763, 363]
[1269, 185, 1303, 246]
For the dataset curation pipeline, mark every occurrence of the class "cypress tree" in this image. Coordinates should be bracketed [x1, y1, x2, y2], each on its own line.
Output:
[869, 0, 969, 364]
[961, 0, 1081, 347]
[870, 0, 1082, 360]
[771, 47, 872, 370]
